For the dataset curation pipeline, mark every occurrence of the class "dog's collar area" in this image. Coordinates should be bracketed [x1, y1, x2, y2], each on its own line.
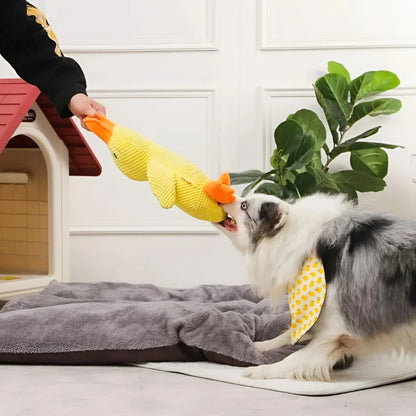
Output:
[288, 254, 326, 344]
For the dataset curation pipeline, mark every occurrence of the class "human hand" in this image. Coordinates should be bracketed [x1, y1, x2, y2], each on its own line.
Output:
[68, 93, 106, 130]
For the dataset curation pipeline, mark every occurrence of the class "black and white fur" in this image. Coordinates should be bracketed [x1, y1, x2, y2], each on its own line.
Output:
[215, 193, 416, 381]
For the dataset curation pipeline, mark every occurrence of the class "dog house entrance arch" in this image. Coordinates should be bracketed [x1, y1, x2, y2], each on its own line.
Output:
[0, 115, 69, 293]
[0, 79, 101, 297]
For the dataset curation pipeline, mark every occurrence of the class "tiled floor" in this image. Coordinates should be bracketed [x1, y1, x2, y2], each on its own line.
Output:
[0, 365, 415, 416]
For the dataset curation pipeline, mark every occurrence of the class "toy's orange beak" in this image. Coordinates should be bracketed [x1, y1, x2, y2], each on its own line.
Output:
[204, 172, 236, 204]
[83, 115, 115, 144]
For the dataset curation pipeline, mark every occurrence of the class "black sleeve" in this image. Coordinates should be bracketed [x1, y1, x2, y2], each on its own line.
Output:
[0, 0, 87, 118]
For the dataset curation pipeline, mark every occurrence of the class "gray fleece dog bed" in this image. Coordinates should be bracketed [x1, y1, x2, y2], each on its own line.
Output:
[0, 280, 302, 365]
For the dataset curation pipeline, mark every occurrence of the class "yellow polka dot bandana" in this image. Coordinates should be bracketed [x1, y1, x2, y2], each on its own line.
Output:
[288, 254, 326, 344]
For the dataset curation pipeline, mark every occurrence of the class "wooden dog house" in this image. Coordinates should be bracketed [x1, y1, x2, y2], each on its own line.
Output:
[0, 79, 101, 297]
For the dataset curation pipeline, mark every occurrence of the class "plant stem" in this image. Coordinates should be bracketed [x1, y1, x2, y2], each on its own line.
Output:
[322, 143, 330, 167]
[249, 168, 276, 192]
[293, 183, 301, 199]
[324, 125, 351, 169]
[276, 157, 285, 186]
[339, 126, 350, 144]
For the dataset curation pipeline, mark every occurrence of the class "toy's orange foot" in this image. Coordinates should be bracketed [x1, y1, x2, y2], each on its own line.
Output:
[204, 172, 236, 204]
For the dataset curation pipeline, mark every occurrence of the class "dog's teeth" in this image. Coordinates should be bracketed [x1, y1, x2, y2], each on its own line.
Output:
[218, 214, 237, 232]
[225, 215, 236, 226]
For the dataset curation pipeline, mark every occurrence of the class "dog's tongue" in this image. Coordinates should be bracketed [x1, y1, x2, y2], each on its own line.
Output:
[222, 217, 237, 232]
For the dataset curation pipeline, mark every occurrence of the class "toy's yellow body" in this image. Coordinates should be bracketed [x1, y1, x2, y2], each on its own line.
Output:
[84, 116, 235, 222]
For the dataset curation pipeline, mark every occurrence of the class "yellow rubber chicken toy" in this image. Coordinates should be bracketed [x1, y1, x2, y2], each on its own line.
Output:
[84, 115, 235, 222]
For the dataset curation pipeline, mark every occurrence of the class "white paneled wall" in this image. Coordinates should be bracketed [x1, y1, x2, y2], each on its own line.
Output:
[44, 0, 217, 51]
[260, 0, 416, 49]
[1, 0, 415, 286]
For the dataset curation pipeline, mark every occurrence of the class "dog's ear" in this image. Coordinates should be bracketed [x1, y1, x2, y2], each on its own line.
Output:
[259, 201, 286, 231]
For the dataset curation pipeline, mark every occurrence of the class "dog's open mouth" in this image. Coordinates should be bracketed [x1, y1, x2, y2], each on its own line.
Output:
[219, 214, 238, 232]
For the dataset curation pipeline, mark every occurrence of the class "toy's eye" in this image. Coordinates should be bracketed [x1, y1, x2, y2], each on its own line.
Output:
[241, 201, 248, 211]
[112, 153, 118, 159]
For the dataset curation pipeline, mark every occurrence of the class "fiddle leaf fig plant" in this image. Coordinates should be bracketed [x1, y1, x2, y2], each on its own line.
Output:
[230, 62, 403, 201]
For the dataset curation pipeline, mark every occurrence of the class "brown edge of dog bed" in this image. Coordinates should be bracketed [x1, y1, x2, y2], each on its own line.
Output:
[0, 343, 252, 367]
[0, 299, 252, 367]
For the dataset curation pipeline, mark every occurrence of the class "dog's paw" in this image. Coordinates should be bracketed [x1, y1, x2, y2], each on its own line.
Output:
[243, 365, 268, 379]
[254, 340, 274, 353]
[253, 332, 291, 353]
[243, 364, 285, 380]
[243, 362, 331, 381]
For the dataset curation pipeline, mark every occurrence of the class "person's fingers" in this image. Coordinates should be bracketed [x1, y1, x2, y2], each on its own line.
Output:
[91, 100, 106, 116]
[80, 121, 87, 130]
[69, 94, 107, 130]
[83, 100, 106, 118]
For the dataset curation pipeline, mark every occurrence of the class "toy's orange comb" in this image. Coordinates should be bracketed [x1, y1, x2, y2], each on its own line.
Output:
[83, 115, 116, 144]
[204, 172, 236, 204]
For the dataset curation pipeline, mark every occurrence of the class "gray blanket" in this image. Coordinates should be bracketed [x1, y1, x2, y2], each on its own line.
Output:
[0, 280, 301, 366]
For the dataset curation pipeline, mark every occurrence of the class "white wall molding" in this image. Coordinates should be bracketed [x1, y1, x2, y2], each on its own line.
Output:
[58, 0, 217, 52]
[70, 224, 219, 235]
[390, 88, 416, 97]
[258, 0, 416, 50]
[88, 88, 216, 100]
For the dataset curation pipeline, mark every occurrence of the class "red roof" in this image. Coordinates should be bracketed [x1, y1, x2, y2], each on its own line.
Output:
[0, 78, 101, 176]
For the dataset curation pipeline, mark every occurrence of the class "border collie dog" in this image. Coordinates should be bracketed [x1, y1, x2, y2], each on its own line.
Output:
[215, 193, 416, 381]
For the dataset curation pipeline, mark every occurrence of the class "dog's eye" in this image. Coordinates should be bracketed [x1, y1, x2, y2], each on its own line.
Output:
[241, 201, 248, 211]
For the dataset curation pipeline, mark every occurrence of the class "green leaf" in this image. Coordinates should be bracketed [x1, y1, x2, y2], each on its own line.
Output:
[346, 126, 382, 142]
[241, 182, 257, 197]
[350, 148, 388, 178]
[304, 166, 340, 194]
[349, 71, 400, 104]
[283, 170, 296, 184]
[270, 149, 288, 169]
[338, 187, 359, 202]
[287, 134, 316, 170]
[254, 182, 283, 197]
[274, 110, 326, 172]
[318, 177, 342, 195]
[294, 172, 318, 196]
[281, 181, 300, 199]
[274, 119, 303, 155]
[330, 170, 386, 193]
[329, 140, 402, 159]
[326, 128, 381, 159]
[315, 86, 339, 145]
[328, 61, 351, 83]
[348, 98, 402, 126]
[309, 152, 325, 170]
[229, 170, 264, 185]
[287, 109, 326, 150]
[306, 165, 327, 183]
[314, 73, 352, 133]
[349, 142, 402, 151]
